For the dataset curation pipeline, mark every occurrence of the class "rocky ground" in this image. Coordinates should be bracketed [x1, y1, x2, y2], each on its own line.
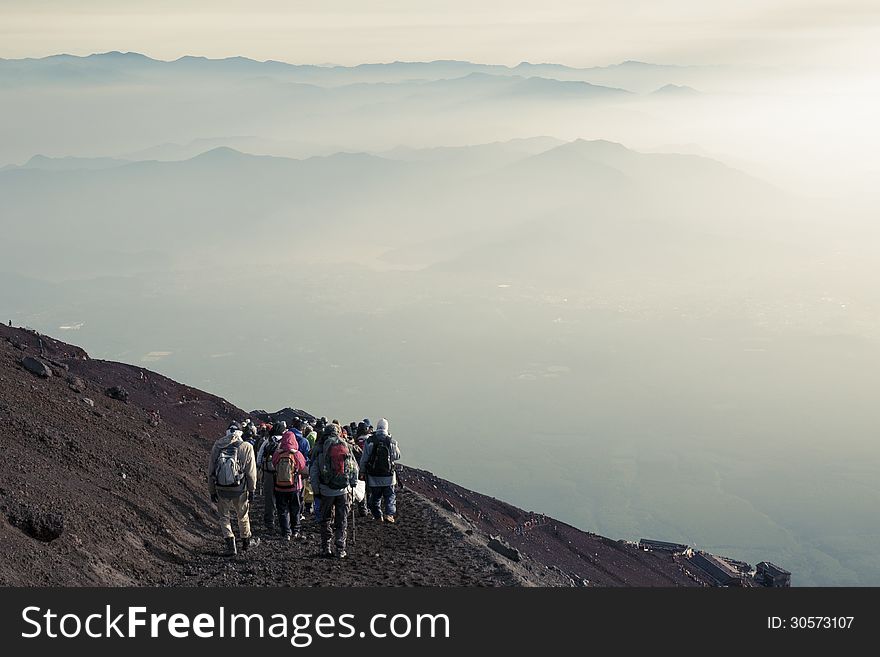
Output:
[184, 489, 562, 587]
[0, 325, 711, 587]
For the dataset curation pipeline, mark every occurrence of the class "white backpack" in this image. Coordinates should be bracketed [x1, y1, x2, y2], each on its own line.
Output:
[215, 443, 244, 487]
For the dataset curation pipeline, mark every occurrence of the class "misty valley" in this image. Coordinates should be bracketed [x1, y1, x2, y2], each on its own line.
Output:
[2, 52, 879, 586]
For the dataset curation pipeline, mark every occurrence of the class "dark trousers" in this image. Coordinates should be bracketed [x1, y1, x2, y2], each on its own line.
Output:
[262, 472, 276, 528]
[368, 485, 397, 518]
[274, 489, 302, 537]
[318, 494, 350, 550]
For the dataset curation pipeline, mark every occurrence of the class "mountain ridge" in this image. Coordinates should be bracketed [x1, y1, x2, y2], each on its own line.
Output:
[0, 52, 710, 94]
[1, 51, 693, 71]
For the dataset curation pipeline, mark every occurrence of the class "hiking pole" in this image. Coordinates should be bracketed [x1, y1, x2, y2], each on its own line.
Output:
[349, 486, 357, 546]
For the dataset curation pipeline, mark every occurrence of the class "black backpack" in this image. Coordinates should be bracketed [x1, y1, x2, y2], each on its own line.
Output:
[366, 435, 394, 477]
[263, 438, 280, 472]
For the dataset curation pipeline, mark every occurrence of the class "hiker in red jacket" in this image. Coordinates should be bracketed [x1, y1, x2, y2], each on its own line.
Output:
[273, 430, 308, 541]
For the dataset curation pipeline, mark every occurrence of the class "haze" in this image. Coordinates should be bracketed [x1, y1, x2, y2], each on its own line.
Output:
[3, 1, 880, 69]
[1, 2, 879, 586]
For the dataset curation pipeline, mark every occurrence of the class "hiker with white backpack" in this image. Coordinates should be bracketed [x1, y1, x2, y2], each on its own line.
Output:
[208, 423, 260, 556]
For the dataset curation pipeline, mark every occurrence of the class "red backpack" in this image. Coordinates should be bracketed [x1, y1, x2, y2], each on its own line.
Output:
[320, 436, 355, 489]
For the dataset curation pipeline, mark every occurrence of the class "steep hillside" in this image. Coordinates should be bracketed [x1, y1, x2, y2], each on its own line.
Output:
[402, 468, 707, 586]
[0, 323, 243, 585]
[0, 325, 721, 586]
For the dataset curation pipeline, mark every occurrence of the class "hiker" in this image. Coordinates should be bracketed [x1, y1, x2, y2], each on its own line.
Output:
[257, 420, 285, 533]
[273, 430, 308, 541]
[208, 423, 260, 555]
[310, 418, 330, 521]
[300, 423, 318, 515]
[344, 429, 368, 518]
[355, 422, 370, 450]
[291, 419, 311, 461]
[360, 418, 401, 523]
[254, 422, 272, 486]
[242, 419, 258, 445]
[354, 422, 372, 509]
[290, 420, 311, 520]
[303, 477, 315, 516]
[309, 423, 359, 558]
[253, 423, 271, 494]
[303, 423, 318, 451]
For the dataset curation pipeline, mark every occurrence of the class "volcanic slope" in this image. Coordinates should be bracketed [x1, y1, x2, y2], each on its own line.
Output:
[0, 325, 711, 586]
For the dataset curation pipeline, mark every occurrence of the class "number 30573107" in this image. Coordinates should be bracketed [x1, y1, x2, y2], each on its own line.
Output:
[788, 617, 854, 629]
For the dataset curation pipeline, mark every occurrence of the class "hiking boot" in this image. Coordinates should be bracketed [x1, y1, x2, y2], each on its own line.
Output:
[385, 515, 396, 524]
[242, 536, 260, 551]
[293, 532, 302, 540]
[283, 533, 291, 542]
[224, 537, 237, 556]
[337, 550, 347, 559]
[321, 545, 334, 558]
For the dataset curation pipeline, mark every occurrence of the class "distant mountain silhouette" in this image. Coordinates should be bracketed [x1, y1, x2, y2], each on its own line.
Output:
[651, 83, 700, 96]
[0, 51, 718, 92]
[503, 76, 631, 99]
[0, 135, 785, 285]
[2, 154, 130, 171]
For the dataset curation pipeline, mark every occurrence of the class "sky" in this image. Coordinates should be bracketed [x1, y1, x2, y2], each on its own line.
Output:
[1, 0, 879, 69]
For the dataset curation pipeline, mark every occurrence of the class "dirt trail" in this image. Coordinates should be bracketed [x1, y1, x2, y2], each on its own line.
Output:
[183, 488, 559, 587]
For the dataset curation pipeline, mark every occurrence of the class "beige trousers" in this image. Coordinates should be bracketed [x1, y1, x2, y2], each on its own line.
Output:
[216, 492, 252, 539]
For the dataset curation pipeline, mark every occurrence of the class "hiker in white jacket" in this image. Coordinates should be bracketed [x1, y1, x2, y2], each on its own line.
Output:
[208, 423, 259, 555]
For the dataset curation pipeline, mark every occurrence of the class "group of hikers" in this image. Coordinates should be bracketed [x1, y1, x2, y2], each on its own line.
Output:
[207, 415, 401, 559]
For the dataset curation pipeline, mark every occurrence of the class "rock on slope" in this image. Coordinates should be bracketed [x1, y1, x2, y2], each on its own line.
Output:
[0, 325, 711, 586]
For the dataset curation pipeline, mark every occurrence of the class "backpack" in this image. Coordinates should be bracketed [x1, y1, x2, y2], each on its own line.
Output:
[263, 439, 280, 472]
[366, 435, 394, 477]
[214, 443, 244, 488]
[274, 449, 300, 490]
[319, 436, 355, 489]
